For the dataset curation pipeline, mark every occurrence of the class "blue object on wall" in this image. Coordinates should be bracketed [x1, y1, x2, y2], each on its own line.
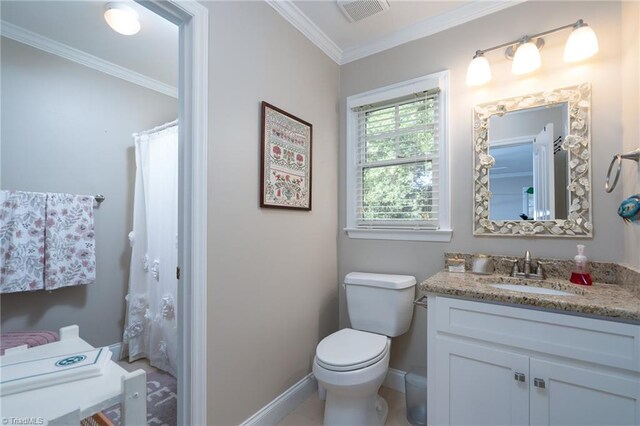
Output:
[618, 194, 640, 224]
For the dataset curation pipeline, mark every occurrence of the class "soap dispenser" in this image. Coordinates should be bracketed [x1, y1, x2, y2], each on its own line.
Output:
[570, 244, 592, 286]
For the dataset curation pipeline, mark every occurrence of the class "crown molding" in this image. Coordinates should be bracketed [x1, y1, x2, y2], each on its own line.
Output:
[266, 0, 526, 65]
[1, 21, 178, 98]
[265, 0, 343, 64]
[341, 0, 527, 63]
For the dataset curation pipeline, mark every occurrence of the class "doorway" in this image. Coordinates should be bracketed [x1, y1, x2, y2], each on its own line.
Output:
[140, 2, 208, 424]
[0, 0, 207, 423]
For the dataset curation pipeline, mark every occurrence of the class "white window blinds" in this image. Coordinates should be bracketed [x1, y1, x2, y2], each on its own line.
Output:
[353, 88, 440, 229]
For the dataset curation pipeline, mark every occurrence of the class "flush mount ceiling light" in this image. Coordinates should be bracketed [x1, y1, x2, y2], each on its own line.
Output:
[104, 3, 140, 36]
[465, 19, 599, 87]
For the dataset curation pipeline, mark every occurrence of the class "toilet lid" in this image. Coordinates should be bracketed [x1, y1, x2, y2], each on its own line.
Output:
[316, 328, 389, 372]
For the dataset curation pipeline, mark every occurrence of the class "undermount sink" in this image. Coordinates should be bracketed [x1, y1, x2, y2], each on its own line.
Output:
[489, 283, 575, 296]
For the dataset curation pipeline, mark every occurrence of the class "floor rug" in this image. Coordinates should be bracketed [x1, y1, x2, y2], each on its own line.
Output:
[103, 369, 177, 426]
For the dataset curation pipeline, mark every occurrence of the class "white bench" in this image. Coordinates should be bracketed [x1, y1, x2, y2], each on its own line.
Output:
[0, 325, 146, 426]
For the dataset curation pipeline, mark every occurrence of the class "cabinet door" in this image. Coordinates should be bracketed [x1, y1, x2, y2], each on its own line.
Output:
[434, 338, 530, 426]
[530, 358, 640, 426]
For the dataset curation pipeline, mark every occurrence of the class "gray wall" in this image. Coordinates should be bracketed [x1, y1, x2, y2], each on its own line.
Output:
[622, 1, 640, 269]
[205, 2, 340, 424]
[339, 1, 628, 373]
[0, 37, 177, 347]
[489, 175, 533, 220]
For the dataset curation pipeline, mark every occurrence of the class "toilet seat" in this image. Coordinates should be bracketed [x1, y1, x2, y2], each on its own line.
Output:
[316, 328, 389, 372]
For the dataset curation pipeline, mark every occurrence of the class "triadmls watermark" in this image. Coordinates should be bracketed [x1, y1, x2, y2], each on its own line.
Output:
[1, 418, 45, 425]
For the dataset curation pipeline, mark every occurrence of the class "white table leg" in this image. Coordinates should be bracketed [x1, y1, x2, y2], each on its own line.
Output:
[121, 369, 147, 426]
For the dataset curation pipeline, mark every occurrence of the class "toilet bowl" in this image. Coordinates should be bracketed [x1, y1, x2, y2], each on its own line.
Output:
[312, 328, 391, 426]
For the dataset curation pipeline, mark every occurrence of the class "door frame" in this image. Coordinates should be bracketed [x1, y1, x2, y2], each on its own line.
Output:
[138, 1, 208, 425]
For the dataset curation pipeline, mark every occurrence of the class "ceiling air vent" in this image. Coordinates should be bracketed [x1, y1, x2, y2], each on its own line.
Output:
[337, 0, 390, 23]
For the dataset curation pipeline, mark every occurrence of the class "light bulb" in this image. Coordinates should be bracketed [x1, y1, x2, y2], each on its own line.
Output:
[104, 3, 140, 36]
[511, 41, 541, 75]
[564, 23, 599, 62]
[466, 53, 492, 86]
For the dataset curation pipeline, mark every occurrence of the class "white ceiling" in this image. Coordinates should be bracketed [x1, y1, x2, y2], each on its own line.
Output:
[294, 0, 466, 48]
[0, 0, 524, 89]
[1, 0, 178, 91]
[269, 0, 525, 64]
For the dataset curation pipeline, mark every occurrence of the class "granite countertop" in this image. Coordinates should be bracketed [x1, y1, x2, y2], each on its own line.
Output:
[420, 271, 640, 322]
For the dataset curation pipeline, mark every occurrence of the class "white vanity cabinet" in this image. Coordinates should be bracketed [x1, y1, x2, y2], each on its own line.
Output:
[529, 358, 638, 425]
[427, 295, 640, 426]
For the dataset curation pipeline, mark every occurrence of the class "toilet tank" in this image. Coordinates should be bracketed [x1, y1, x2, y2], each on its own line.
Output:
[345, 272, 416, 337]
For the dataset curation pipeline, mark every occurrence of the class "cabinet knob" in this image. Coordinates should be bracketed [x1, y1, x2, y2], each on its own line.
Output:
[514, 372, 525, 382]
[534, 378, 546, 389]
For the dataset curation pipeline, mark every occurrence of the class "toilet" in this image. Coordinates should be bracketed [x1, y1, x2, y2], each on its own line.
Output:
[313, 272, 416, 426]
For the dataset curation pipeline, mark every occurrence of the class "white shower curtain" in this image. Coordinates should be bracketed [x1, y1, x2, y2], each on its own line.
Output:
[122, 121, 178, 376]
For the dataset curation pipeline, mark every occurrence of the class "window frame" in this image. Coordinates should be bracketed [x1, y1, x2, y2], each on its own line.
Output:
[345, 71, 452, 242]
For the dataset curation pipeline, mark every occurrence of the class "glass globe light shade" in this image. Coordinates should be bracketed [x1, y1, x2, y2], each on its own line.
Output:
[564, 25, 599, 62]
[466, 55, 492, 86]
[104, 3, 140, 36]
[511, 41, 541, 75]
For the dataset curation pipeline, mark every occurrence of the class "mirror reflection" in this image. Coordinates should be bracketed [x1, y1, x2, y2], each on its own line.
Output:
[473, 84, 592, 237]
[488, 104, 568, 221]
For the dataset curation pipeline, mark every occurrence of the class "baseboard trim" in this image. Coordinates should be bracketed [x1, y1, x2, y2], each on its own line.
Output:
[384, 368, 406, 393]
[108, 342, 121, 361]
[240, 373, 317, 426]
[240, 368, 406, 425]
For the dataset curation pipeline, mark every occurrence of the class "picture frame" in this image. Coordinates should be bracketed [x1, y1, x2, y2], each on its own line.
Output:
[260, 101, 313, 210]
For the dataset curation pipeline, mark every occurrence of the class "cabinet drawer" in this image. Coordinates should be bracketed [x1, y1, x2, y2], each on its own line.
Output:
[432, 296, 640, 372]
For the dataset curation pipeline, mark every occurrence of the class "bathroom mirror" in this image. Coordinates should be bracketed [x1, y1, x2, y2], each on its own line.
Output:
[473, 84, 592, 237]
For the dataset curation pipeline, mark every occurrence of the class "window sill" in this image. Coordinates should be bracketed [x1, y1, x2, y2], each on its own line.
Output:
[344, 228, 453, 242]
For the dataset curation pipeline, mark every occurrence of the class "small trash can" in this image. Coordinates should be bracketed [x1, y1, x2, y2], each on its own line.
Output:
[405, 367, 428, 426]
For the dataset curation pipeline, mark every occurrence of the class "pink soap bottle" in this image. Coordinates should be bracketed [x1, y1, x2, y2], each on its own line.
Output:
[569, 244, 592, 286]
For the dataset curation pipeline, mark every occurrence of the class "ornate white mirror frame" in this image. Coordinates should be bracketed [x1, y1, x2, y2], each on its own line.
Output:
[473, 83, 593, 237]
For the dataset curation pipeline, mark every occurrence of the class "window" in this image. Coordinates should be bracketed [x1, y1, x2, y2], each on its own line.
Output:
[345, 72, 451, 241]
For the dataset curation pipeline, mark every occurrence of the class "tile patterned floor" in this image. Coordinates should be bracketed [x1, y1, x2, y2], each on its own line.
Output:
[278, 387, 412, 426]
[116, 361, 413, 426]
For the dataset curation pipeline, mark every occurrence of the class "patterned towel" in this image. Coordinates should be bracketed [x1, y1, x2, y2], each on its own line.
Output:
[0, 190, 47, 293]
[0, 330, 59, 355]
[44, 193, 96, 290]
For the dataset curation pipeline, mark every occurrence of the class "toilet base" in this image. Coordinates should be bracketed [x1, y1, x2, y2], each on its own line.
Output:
[323, 392, 388, 426]
[313, 335, 391, 426]
[376, 395, 389, 425]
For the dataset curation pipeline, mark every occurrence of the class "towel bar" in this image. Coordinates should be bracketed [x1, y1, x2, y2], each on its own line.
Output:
[605, 149, 640, 193]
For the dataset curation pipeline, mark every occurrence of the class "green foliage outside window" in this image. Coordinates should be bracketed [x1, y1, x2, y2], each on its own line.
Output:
[360, 97, 438, 223]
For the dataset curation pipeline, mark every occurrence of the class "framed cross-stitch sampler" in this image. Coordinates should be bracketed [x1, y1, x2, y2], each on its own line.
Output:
[260, 102, 313, 211]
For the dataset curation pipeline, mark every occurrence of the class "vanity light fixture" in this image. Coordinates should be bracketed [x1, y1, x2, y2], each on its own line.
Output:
[104, 3, 140, 36]
[564, 20, 599, 62]
[465, 52, 492, 86]
[511, 37, 542, 75]
[466, 19, 599, 86]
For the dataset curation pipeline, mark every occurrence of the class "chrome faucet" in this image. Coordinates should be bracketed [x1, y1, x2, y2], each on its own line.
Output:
[511, 250, 545, 279]
[523, 250, 533, 275]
